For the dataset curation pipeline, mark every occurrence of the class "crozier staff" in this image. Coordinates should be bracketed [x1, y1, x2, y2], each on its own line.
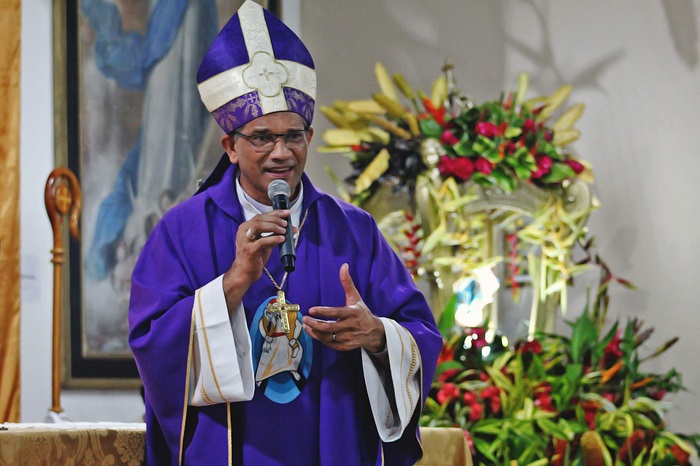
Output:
[128, 2, 442, 464]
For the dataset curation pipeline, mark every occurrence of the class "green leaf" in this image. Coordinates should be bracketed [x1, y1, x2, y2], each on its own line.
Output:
[453, 134, 473, 156]
[483, 147, 502, 164]
[437, 293, 458, 334]
[541, 162, 576, 183]
[419, 117, 444, 138]
[471, 172, 495, 187]
[536, 418, 569, 439]
[505, 126, 523, 138]
[514, 165, 533, 180]
[491, 167, 517, 192]
[435, 360, 465, 375]
[570, 309, 598, 362]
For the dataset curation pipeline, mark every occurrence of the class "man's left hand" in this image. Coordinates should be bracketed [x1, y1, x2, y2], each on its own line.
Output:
[302, 263, 386, 353]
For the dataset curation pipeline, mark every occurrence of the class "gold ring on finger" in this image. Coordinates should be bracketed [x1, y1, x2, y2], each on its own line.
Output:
[245, 228, 255, 240]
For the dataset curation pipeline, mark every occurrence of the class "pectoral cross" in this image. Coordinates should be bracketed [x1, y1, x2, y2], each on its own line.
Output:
[268, 290, 300, 334]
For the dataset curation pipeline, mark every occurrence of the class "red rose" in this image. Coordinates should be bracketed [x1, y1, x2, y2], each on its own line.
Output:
[489, 396, 501, 413]
[480, 386, 500, 400]
[534, 394, 555, 412]
[536, 154, 553, 170]
[523, 118, 535, 136]
[531, 167, 546, 179]
[469, 402, 483, 422]
[502, 141, 516, 155]
[452, 157, 475, 180]
[436, 382, 459, 404]
[440, 129, 460, 146]
[475, 121, 498, 138]
[463, 391, 477, 405]
[522, 118, 536, 135]
[437, 156, 456, 177]
[566, 159, 585, 174]
[475, 157, 494, 174]
[543, 129, 553, 141]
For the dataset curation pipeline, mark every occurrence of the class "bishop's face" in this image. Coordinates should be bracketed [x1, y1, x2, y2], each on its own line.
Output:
[221, 112, 313, 205]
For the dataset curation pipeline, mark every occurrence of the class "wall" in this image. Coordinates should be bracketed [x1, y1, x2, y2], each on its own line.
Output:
[300, 0, 700, 434]
[20, 0, 700, 433]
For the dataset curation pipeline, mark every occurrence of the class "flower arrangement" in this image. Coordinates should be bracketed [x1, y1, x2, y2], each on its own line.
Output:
[422, 263, 699, 465]
[320, 62, 593, 203]
[321, 63, 597, 331]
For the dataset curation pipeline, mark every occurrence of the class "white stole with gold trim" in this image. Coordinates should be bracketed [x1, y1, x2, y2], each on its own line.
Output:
[361, 317, 421, 442]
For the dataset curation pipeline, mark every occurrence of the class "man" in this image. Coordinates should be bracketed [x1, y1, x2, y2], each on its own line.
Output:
[128, 2, 442, 464]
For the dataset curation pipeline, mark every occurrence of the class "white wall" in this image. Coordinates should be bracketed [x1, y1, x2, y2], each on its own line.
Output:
[20, 0, 700, 433]
[300, 0, 700, 434]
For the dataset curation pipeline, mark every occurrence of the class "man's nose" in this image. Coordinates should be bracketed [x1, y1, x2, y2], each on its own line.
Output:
[268, 137, 293, 158]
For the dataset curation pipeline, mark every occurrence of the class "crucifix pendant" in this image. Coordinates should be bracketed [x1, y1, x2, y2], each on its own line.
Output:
[269, 290, 300, 334]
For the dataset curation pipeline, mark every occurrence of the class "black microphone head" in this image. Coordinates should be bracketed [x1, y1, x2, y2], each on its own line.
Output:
[268, 179, 291, 202]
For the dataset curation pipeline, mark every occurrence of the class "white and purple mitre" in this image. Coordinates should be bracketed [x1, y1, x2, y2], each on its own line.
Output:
[196, 0, 316, 133]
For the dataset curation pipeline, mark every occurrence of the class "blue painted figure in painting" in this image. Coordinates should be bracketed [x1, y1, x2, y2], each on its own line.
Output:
[78, 0, 217, 352]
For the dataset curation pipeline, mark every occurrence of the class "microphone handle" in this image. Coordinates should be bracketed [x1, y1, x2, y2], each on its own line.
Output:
[272, 194, 296, 272]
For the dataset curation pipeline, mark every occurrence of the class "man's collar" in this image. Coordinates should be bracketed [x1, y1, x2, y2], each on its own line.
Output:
[235, 176, 304, 226]
[202, 162, 324, 222]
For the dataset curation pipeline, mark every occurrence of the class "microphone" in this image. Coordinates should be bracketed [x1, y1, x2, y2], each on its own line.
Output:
[267, 180, 296, 272]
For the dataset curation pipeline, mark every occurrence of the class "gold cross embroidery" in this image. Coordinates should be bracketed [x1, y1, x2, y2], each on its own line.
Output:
[267, 290, 300, 334]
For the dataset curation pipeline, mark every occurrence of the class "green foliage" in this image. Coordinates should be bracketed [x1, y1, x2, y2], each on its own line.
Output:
[421, 280, 698, 466]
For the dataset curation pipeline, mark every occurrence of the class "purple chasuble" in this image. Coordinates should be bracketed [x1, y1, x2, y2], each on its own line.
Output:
[129, 161, 442, 465]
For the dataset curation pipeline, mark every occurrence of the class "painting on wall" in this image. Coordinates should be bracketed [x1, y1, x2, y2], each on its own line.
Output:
[54, 0, 281, 386]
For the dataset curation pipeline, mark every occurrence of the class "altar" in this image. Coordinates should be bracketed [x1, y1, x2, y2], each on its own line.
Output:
[0, 423, 471, 465]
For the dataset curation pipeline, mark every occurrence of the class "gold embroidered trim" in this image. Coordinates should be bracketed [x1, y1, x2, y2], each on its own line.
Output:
[385, 407, 393, 428]
[201, 385, 214, 405]
[227, 403, 233, 466]
[413, 331, 426, 461]
[191, 338, 214, 405]
[179, 309, 196, 466]
[196, 288, 227, 401]
[406, 336, 418, 409]
[389, 320, 412, 415]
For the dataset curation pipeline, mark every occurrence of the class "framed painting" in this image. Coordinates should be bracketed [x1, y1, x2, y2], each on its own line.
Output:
[53, 0, 281, 387]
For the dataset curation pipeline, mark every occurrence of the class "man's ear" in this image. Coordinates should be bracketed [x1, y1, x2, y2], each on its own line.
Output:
[220, 134, 238, 164]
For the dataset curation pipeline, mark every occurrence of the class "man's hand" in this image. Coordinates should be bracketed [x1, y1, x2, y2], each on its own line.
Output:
[302, 263, 386, 353]
[222, 210, 291, 313]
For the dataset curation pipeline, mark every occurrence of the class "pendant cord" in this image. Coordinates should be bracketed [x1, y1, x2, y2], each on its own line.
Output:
[263, 208, 310, 291]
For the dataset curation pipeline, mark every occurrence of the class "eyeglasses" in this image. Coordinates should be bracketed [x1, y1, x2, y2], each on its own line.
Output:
[234, 129, 309, 150]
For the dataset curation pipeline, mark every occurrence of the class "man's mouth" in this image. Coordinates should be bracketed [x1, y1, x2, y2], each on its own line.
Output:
[266, 167, 294, 175]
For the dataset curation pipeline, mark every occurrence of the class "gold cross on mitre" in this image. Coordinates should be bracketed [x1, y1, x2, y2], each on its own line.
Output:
[268, 290, 300, 334]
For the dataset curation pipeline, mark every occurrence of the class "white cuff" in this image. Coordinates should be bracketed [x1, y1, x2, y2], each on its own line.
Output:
[361, 318, 421, 442]
[189, 275, 255, 405]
